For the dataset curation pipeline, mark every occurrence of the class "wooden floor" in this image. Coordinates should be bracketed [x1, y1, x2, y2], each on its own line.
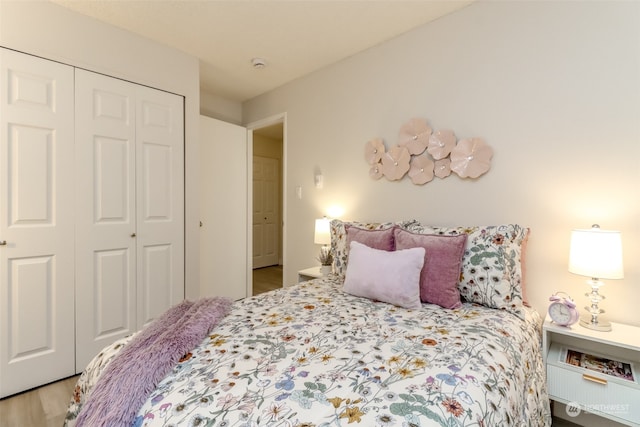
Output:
[252, 264, 283, 295]
[0, 375, 78, 427]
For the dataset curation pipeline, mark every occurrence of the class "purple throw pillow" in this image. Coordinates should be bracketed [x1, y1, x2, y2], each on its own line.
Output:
[346, 225, 396, 251]
[394, 228, 467, 309]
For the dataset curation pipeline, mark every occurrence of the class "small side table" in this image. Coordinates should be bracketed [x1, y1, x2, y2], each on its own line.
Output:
[542, 315, 640, 425]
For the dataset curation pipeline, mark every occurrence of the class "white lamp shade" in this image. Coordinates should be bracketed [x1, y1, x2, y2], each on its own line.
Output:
[314, 218, 331, 245]
[568, 227, 624, 279]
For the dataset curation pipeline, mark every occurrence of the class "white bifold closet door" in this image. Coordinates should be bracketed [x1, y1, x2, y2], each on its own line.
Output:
[75, 69, 184, 371]
[0, 48, 76, 397]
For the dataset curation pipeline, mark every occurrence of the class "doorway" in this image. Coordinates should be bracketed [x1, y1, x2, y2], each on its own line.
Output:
[250, 118, 284, 295]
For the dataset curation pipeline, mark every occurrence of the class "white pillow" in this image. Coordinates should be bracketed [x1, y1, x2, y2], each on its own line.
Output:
[343, 241, 425, 309]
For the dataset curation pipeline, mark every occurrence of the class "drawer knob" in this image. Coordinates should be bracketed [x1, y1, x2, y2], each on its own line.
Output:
[582, 373, 607, 385]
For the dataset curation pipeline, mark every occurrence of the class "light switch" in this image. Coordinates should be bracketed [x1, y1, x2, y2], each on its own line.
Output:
[296, 185, 302, 199]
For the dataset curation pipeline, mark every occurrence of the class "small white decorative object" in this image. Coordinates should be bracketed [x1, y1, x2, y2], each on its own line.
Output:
[450, 138, 493, 178]
[408, 154, 434, 185]
[364, 138, 385, 165]
[369, 164, 383, 180]
[381, 145, 411, 181]
[427, 130, 456, 160]
[398, 118, 431, 155]
[320, 265, 332, 276]
[434, 158, 452, 178]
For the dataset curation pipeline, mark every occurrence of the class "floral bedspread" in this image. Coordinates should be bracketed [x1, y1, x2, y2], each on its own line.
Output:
[65, 277, 551, 426]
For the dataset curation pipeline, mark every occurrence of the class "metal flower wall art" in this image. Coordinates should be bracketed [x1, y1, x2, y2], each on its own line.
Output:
[364, 118, 493, 184]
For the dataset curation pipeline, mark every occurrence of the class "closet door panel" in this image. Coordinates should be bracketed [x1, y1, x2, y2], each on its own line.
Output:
[94, 136, 131, 221]
[93, 248, 131, 338]
[75, 69, 137, 371]
[136, 87, 184, 328]
[140, 244, 172, 325]
[0, 48, 75, 398]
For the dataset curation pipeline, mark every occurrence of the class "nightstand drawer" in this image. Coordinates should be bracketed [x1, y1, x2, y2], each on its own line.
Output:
[547, 364, 640, 424]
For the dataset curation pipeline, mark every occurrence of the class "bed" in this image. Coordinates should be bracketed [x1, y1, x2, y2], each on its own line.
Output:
[65, 220, 552, 427]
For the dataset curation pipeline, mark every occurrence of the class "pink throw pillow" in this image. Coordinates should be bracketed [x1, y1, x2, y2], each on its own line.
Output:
[346, 225, 396, 251]
[394, 228, 467, 309]
[521, 229, 530, 306]
[343, 241, 424, 309]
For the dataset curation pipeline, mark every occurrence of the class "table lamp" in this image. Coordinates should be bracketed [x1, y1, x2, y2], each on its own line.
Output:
[568, 224, 624, 332]
[314, 217, 332, 274]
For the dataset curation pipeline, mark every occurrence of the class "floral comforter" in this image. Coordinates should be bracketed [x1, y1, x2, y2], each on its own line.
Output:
[65, 277, 551, 427]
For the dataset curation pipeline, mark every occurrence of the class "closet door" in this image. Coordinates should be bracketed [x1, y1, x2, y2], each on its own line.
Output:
[75, 70, 137, 370]
[135, 85, 184, 327]
[0, 48, 75, 397]
[75, 70, 184, 370]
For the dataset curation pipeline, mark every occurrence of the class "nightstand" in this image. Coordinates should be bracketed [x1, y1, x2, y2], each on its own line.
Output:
[297, 266, 323, 282]
[542, 315, 640, 426]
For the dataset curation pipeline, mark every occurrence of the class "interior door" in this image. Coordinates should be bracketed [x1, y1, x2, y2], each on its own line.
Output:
[135, 85, 184, 326]
[0, 48, 75, 397]
[199, 115, 247, 300]
[74, 69, 138, 371]
[252, 156, 279, 268]
[75, 70, 184, 370]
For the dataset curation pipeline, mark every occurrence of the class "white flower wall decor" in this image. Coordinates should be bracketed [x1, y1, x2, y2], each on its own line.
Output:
[408, 154, 435, 185]
[398, 118, 431, 155]
[381, 145, 411, 181]
[364, 138, 385, 180]
[364, 117, 493, 184]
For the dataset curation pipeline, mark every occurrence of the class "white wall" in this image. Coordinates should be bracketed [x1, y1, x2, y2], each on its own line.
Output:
[200, 91, 243, 125]
[243, 0, 640, 326]
[0, 1, 201, 299]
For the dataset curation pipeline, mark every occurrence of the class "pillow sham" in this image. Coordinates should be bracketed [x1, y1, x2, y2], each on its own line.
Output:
[330, 219, 418, 278]
[346, 225, 396, 251]
[394, 228, 467, 309]
[402, 223, 529, 318]
[343, 241, 424, 309]
[520, 230, 531, 307]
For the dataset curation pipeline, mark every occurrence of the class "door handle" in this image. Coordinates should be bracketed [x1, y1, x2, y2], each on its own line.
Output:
[131, 233, 136, 238]
[582, 374, 607, 385]
[0, 240, 6, 246]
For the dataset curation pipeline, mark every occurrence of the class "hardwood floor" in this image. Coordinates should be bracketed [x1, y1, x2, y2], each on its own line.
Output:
[0, 375, 78, 427]
[252, 264, 283, 295]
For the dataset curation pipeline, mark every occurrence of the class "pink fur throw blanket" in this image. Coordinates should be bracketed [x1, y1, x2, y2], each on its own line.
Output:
[75, 297, 232, 427]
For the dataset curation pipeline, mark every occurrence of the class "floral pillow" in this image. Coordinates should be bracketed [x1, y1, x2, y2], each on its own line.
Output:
[330, 219, 418, 278]
[402, 223, 530, 318]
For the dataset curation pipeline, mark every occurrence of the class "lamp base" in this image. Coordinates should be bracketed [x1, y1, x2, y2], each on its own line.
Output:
[580, 316, 612, 332]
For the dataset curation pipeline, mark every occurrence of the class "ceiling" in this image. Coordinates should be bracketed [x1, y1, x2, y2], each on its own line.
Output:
[51, 0, 473, 103]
